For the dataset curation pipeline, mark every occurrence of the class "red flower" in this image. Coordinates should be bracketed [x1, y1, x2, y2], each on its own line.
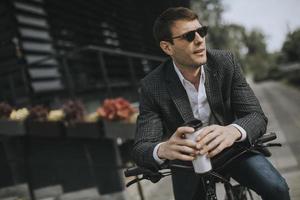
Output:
[97, 98, 136, 121]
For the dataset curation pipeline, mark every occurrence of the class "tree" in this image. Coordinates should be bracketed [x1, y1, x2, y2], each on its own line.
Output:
[191, 0, 223, 27]
[191, 0, 247, 61]
[191, 0, 273, 79]
[281, 28, 300, 63]
[244, 29, 267, 55]
[243, 29, 274, 80]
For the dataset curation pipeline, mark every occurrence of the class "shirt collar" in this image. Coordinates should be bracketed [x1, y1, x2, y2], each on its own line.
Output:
[172, 61, 205, 87]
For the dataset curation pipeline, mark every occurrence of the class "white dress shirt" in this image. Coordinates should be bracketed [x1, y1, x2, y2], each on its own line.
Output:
[153, 62, 247, 164]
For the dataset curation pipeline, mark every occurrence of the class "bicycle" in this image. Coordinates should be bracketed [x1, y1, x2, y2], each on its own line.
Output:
[124, 130, 281, 200]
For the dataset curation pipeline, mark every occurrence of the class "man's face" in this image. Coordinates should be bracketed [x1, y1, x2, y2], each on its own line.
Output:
[161, 19, 207, 68]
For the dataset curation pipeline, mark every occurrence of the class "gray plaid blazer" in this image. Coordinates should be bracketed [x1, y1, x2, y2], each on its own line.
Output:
[132, 49, 268, 171]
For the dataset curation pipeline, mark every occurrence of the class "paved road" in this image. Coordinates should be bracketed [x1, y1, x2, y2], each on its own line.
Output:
[253, 80, 300, 199]
[123, 80, 300, 200]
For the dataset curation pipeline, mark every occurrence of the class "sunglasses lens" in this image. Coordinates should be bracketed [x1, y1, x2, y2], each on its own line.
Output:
[172, 26, 208, 42]
[185, 31, 196, 42]
[183, 26, 208, 42]
[198, 26, 208, 38]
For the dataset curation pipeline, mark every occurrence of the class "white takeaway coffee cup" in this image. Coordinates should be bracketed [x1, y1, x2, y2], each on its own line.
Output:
[185, 128, 212, 174]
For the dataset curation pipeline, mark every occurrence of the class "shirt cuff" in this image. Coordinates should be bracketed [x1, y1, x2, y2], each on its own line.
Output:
[153, 142, 166, 165]
[231, 124, 247, 142]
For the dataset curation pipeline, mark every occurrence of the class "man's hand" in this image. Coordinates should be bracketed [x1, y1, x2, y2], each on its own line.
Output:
[196, 125, 241, 158]
[157, 127, 198, 161]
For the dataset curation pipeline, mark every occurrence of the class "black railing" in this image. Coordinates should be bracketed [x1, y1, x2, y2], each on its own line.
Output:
[26, 45, 165, 101]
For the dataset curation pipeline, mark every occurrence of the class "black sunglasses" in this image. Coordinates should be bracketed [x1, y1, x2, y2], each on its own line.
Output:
[171, 26, 208, 42]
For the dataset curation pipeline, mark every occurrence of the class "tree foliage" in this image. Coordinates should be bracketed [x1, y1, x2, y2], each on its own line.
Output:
[191, 0, 271, 77]
[281, 29, 300, 63]
[191, 0, 247, 63]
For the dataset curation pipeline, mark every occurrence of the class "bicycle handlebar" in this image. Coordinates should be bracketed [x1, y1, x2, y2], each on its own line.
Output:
[125, 132, 280, 187]
[255, 132, 277, 144]
[124, 166, 159, 177]
[124, 166, 147, 177]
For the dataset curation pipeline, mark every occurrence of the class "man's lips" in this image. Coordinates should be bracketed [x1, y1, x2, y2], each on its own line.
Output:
[193, 48, 205, 54]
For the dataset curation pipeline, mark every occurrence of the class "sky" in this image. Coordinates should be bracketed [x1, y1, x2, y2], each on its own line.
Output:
[221, 0, 300, 52]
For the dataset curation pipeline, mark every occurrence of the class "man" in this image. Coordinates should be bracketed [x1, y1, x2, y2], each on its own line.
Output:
[132, 7, 290, 200]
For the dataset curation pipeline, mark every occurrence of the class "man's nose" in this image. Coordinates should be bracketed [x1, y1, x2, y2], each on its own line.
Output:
[194, 32, 204, 44]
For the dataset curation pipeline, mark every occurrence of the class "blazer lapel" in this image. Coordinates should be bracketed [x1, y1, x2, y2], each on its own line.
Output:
[204, 61, 224, 125]
[164, 61, 195, 123]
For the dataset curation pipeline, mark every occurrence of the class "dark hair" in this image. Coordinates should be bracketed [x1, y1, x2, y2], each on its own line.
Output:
[153, 7, 198, 45]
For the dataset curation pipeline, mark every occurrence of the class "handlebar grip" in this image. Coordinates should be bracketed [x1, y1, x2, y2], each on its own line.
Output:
[124, 166, 150, 177]
[256, 132, 277, 144]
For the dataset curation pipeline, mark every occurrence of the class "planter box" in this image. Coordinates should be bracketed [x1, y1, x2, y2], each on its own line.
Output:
[103, 120, 135, 140]
[65, 121, 104, 139]
[0, 183, 31, 200]
[27, 121, 64, 138]
[0, 119, 26, 136]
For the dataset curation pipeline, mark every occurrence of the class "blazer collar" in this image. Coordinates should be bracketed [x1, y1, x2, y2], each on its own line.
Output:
[165, 59, 195, 123]
[164, 52, 223, 125]
[204, 50, 224, 124]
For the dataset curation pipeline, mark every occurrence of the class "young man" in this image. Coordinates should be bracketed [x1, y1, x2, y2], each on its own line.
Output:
[132, 7, 290, 200]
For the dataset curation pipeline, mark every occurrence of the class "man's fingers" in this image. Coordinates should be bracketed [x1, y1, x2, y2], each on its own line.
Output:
[197, 130, 221, 149]
[207, 143, 227, 158]
[196, 125, 216, 142]
[174, 145, 197, 155]
[173, 152, 195, 161]
[172, 126, 198, 148]
[200, 135, 224, 154]
[175, 126, 195, 137]
[177, 138, 197, 148]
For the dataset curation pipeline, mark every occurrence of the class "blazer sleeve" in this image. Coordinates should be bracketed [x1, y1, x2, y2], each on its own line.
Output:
[131, 82, 164, 170]
[230, 53, 268, 145]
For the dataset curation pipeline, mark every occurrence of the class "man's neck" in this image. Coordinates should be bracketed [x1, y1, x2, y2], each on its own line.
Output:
[174, 61, 201, 86]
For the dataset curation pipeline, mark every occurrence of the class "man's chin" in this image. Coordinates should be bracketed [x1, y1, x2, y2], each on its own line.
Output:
[194, 58, 207, 66]
[192, 54, 207, 66]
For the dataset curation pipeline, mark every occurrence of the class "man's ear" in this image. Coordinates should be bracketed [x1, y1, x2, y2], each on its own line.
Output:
[160, 41, 173, 56]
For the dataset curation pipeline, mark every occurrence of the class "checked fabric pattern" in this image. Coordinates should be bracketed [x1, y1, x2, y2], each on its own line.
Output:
[132, 49, 268, 170]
